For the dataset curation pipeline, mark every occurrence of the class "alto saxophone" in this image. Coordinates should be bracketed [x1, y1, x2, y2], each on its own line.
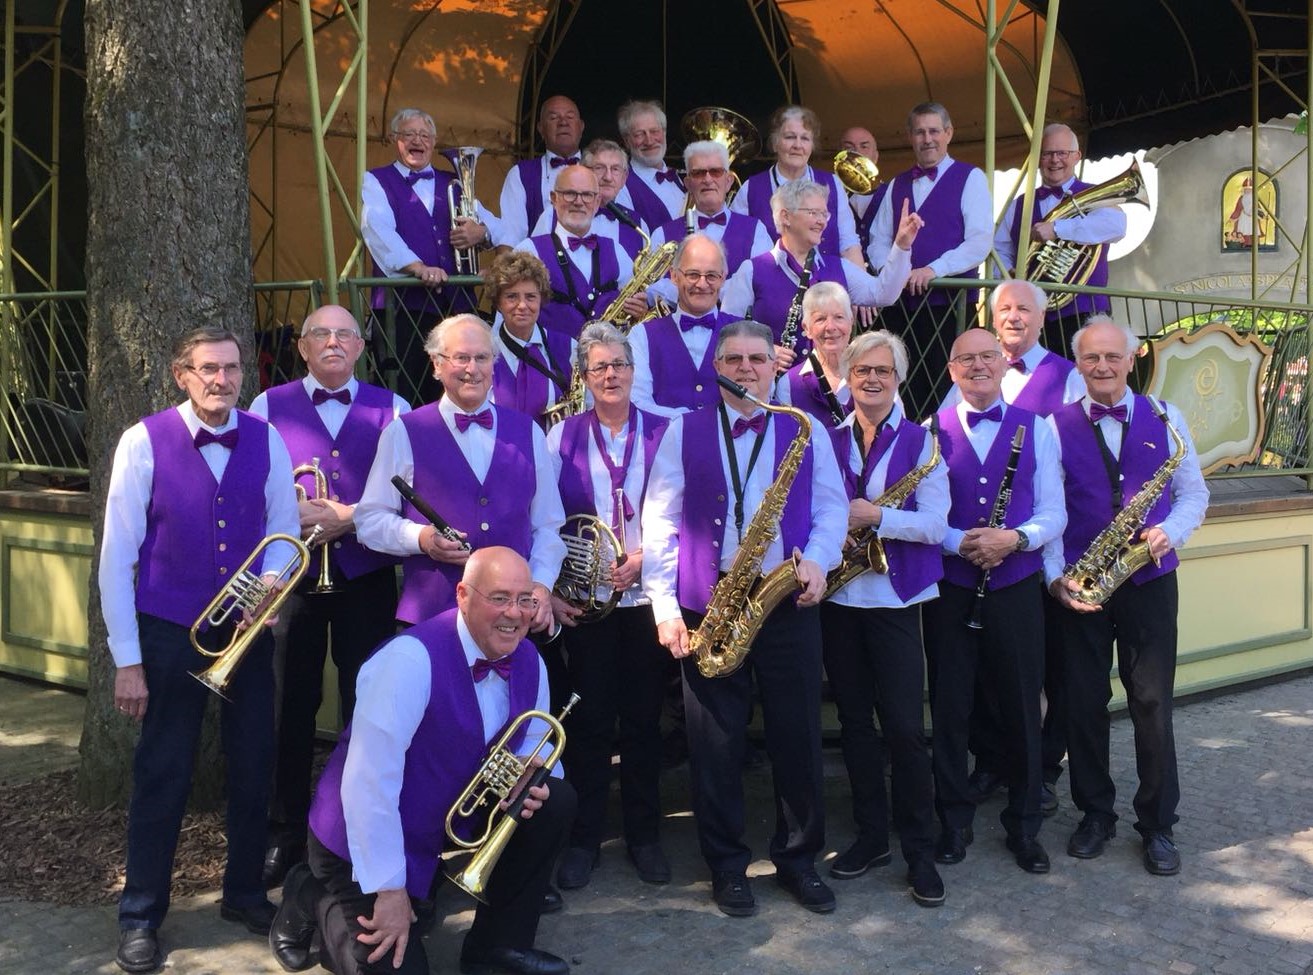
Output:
[689, 377, 812, 678]
[824, 417, 940, 599]
[594, 208, 677, 332]
[541, 369, 586, 428]
[1061, 398, 1187, 605]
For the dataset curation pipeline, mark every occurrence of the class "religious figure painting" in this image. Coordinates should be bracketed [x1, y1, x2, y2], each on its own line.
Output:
[1221, 169, 1276, 252]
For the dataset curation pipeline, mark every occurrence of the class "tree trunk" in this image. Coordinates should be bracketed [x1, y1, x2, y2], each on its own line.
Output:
[78, 0, 255, 809]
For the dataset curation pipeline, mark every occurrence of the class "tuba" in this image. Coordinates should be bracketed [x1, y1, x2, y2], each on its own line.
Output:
[833, 149, 880, 196]
[680, 106, 760, 207]
[689, 377, 811, 678]
[1061, 399, 1186, 605]
[553, 495, 629, 623]
[189, 533, 312, 698]
[293, 457, 338, 595]
[1024, 161, 1149, 310]
[445, 693, 580, 902]
[441, 146, 484, 276]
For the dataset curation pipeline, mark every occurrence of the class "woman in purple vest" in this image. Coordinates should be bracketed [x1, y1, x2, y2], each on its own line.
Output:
[486, 251, 577, 429]
[823, 328, 948, 907]
[777, 281, 855, 430]
[544, 322, 673, 892]
[730, 105, 864, 265]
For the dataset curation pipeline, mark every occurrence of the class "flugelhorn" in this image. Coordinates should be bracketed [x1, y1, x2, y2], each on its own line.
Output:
[445, 693, 580, 902]
[293, 457, 338, 595]
[189, 533, 312, 698]
[441, 146, 484, 276]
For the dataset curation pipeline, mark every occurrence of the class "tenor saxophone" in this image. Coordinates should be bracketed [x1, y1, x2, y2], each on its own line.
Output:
[689, 377, 812, 678]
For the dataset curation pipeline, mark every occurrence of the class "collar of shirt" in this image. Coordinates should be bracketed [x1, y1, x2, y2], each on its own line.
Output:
[302, 375, 358, 402]
[1083, 389, 1134, 423]
[957, 397, 1006, 427]
[554, 222, 594, 250]
[1018, 344, 1049, 372]
[180, 401, 237, 438]
[497, 323, 548, 364]
[916, 156, 955, 182]
[838, 400, 903, 433]
[698, 206, 731, 224]
[438, 393, 495, 431]
[392, 160, 436, 199]
[771, 241, 826, 276]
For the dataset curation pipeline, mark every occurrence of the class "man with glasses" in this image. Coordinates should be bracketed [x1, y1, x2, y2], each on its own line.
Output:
[500, 94, 587, 248]
[362, 108, 501, 405]
[922, 327, 1065, 877]
[642, 320, 848, 918]
[268, 547, 575, 975]
[994, 123, 1129, 354]
[248, 304, 410, 890]
[101, 327, 300, 973]
[514, 164, 642, 338]
[527, 139, 646, 261]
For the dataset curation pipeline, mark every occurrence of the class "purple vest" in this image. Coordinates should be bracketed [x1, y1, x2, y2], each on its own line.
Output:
[555, 409, 669, 518]
[308, 609, 541, 898]
[639, 312, 730, 412]
[743, 168, 843, 255]
[655, 211, 765, 273]
[396, 405, 538, 623]
[624, 169, 680, 230]
[936, 404, 1043, 590]
[516, 157, 548, 236]
[1008, 180, 1111, 316]
[135, 409, 271, 626]
[490, 329, 575, 429]
[368, 165, 463, 312]
[890, 161, 981, 305]
[1010, 352, 1076, 418]
[855, 183, 889, 255]
[264, 381, 398, 581]
[1051, 397, 1178, 585]
[784, 364, 851, 430]
[529, 234, 622, 339]
[830, 419, 943, 601]
[747, 250, 846, 349]
[676, 406, 814, 614]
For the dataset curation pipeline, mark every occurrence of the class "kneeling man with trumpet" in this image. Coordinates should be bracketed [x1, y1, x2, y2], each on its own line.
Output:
[270, 548, 575, 975]
[100, 327, 301, 973]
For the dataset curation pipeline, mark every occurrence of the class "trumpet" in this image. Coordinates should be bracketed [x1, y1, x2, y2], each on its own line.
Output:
[293, 457, 338, 595]
[441, 146, 484, 276]
[445, 693, 580, 902]
[189, 533, 312, 698]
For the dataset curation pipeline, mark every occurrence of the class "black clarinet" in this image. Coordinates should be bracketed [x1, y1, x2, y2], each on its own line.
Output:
[391, 476, 473, 553]
[778, 248, 815, 354]
[964, 425, 1026, 630]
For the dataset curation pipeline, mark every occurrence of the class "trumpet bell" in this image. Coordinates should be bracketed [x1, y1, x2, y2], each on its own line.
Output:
[681, 106, 761, 166]
[834, 149, 880, 196]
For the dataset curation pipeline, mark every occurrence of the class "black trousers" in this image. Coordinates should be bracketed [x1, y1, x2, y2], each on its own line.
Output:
[922, 575, 1045, 839]
[269, 566, 399, 843]
[680, 601, 825, 876]
[301, 778, 576, 975]
[878, 292, 968, 422]
[1058, 571, 1181, 835]
[560, 604, 668, 850]
[821, 602, 936, 865]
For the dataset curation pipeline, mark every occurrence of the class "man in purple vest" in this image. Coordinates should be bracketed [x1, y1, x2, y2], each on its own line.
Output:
[499, 94, 586, 248]
[1045, 317, 1208, 877]
[630, 233, 737, 417]
[868, 102, 993, 421]
[268, 548, 575, 975]
[923, 327, 1066, 876]
[839, 126, 885, 261]
[362, 108, 500, 406]
[513, 165, 641, 339]
[642, 320, 848, 918]
[618, 99, 686, 230]
[249, 304, 409, 890]
[100, 327, 300, 973]
[527, 140, 647, 261]
[994, 124, 1128, 354]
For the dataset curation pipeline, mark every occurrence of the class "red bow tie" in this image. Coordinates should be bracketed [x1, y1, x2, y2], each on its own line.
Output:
[312, 388, 352, 406]
[698, 212, 728, 228]
[909, 164, 939, 182]
[568, 234, 598, 251]
[455, 409, 494, 433]
[404, 170, 435, 186]
[1090, 402, 1128, 423]
[549, 155, 580, 168]
[193, 428, 238, 450]
[731, 414, 768, 438]
[966, 405, 1003, 428]
[471, 656, 513, 682]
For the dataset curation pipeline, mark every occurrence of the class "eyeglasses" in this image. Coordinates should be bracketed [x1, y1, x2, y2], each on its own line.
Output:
[554, 189, 599, 203]
[584, 359, 634, 377]
[718, 353, 774, 367]
[793, 207, 831, 221]
[687, 167, 728, 180]
[466, 583, 538, 612]
[851, 364, 896, 380]
[1040, 149, 1076, 160]
[187, 363, 242, 380]
[950, 350, 1003, 367]
[396, 130, 434, 143]
[1078, 352, 1128, 366]
[438, 352, 494, 367]
[304, 327, 360, 343]
[676, 269, 725, 284]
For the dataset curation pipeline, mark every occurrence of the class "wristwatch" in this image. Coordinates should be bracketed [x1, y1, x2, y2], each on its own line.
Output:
[1014, 529, 1031, 552]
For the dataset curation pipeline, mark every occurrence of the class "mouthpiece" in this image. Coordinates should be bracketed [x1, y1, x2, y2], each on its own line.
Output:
[716, 375, 752, 399]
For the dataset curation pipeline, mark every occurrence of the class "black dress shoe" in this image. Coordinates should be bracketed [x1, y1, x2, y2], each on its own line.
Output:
[1041, 782, 1060, 817]
[1142, 831, 1181, 876]
[220, 897, 278, 935]
[269, 863, 318, 973]
[1005, 835, 1051, 874]
[967, 767, 1004, 802]
[540, 887, 563, 913]
[263, 838, 307, 890]
[459, 945, 570, 975]
[555, 846, 598, 889]
[628, 842, 672, 884]
[711, 871, 756, 917]
[1067, 818, 1116, 859]
[829, 837, 893, 879]
[774, 867, 836, 913]
[116, 928, 161, 974]
[934, 826, 973, 864]
[906, 857, 945, 908]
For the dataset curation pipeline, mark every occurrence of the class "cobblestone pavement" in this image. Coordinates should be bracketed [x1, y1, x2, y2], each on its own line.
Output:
[2, 673, 1311, 975]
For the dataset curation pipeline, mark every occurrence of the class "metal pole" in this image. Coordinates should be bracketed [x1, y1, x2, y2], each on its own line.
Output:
[1013, 0, 1062, 276]
[298, 0, 339, 300]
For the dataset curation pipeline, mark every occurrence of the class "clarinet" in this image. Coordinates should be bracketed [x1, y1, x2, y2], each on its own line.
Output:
[778, 248, 815, 354]
[808, 350, 846, 426]
[964, 425, 1026, 630]
[391, 476, 473, 553]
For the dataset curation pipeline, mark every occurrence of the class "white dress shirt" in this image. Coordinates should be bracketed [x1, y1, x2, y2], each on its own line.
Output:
[729, 164, 861, 253]
[498, 151, 579, 249]
[867, 156, 993, 277]
[641, 405, 849, 624]
[248, 376, 409, 437]
[513, 222, 636, 285]
[993, 176, 1128, 275]
[939, 343, 1086, 411]
[720, 243, 912, 318]
[628, 310, 718, 418]
[353, 395, 567, 591]
[99, 402, 300, 668]
[827, 403, 950, 608]
[340, 611, 552, 894]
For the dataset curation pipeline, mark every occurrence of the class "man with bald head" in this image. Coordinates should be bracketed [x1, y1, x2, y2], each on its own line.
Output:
[250, 305, 410, 890]
[500, 94, 587, 247]
[994, 123, 1128, 353]
[269, 548, 575, 975]
[527, 139, 647, 261]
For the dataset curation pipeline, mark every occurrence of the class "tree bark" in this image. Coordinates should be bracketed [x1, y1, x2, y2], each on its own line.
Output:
[78, 0, 255, 809]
